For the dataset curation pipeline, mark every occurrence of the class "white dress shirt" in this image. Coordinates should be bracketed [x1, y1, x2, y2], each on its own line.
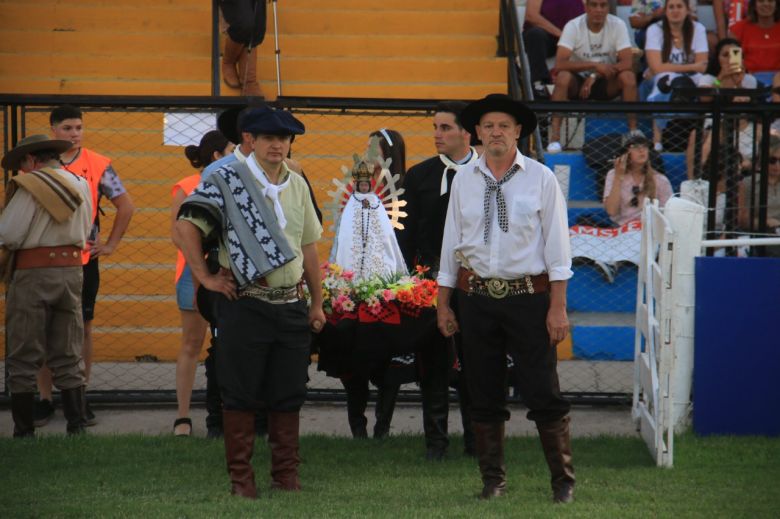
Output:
[437, 149, 573, 288]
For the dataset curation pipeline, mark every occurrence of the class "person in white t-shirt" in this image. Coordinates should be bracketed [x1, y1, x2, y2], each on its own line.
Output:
[547, 0, 639, 153]
[643, 0, 709, 151]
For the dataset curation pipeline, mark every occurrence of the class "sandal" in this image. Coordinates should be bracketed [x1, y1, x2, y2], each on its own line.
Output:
[173, 417, 193, 437]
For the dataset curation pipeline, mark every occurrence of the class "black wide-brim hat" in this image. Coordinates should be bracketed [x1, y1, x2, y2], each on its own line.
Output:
[2, 134, 73, 170]
[240, 106, 305, 138]
[216, 106, 249, 145]
[460, 93, 537, 140]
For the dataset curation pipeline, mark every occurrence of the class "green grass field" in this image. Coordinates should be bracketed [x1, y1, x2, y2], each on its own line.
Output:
[1, 433, 778, 518]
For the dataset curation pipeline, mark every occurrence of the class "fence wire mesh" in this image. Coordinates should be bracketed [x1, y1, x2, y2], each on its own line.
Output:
[2, 98, 777, 402]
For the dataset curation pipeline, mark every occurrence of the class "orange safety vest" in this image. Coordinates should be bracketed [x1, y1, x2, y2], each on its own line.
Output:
[172, 174, 202, 284]
[61, 147, 112, 264]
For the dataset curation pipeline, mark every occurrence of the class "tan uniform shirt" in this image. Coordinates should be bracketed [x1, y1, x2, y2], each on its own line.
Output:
[182, 164, 322, 288]
[0, 168, 92, 250]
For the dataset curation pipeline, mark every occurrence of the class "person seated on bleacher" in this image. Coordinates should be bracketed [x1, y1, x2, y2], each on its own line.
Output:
[738, 135, 780, 255]
[729, 0, 780, 75]
[547, 0, 641, 154]
[630, 0, 699, 55]
[714, 0, 749, 40]
[603, 135, 673, 225]
[523, 0, 585, 99]
[695, 38, 760, 175]
[773, 71, 780, 135]
[642, 0, 709, 152]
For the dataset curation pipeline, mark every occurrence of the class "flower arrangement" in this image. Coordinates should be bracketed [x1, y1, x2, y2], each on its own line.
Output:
[321, 263, 437, 320]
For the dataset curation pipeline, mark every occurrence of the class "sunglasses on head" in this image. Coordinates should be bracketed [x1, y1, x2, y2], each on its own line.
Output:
[630, 185, 642, 207]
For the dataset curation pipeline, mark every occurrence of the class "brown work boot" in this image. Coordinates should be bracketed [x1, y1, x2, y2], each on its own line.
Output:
[223, 410, 257, 499]
[238, 46, 263, 97]
[11, 392, 35, 438]
[472, 421, 506, 499]
[537, 415, 575, 504]
[222, 37, 244, 89]
[268, 411, 301, 491]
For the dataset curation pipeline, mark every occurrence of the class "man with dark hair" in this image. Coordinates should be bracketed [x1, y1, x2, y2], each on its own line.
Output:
[438, 94, 575, 503]
[34, 105, 135, 427]
[174, 106, 324, 498]
[1, 135, 93, 437]
[397, 100, 479, 460]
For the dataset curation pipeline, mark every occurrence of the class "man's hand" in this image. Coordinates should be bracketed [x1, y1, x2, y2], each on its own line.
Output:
[89, 241, 115, 258]
[579, 75, 596, 99]
[546, 305, 570, 346]
[437, 305, 459, 338]
[595, 63, 615, 78]
[201, 268, 237, 300]
[309, 304, 326, 333]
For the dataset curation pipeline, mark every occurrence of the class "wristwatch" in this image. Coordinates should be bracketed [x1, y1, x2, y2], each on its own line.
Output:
[589, 72, 599, 80]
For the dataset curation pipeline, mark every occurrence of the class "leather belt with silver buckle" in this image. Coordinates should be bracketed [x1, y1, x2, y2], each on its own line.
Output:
[456, 267, 549, 298]
[239, 281, 303, 304]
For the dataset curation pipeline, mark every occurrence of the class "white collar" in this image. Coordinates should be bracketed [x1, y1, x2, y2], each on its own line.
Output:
[246, 154, 291, 229]
[439, 147, 479, 195]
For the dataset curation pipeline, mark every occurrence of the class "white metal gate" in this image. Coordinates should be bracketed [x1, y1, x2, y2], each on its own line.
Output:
[632, 201, 675, 467]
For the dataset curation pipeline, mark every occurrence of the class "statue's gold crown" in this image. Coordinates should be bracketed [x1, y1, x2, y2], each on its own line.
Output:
[351, 159, 373, 183]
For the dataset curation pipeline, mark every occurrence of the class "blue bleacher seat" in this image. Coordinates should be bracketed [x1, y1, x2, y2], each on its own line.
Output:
[661, 152, 688, 192]
[572, 325, 634, 361]
[568, 262, 637, 313]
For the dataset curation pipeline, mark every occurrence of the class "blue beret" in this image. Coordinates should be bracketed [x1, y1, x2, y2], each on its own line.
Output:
[240, 106, 305, 136]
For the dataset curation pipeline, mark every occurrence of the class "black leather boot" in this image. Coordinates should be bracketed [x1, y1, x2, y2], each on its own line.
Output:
[61, 386, 87, 435]
[421, 343, 450, 460]
[11, 392, 35, 438]
[537, 416, 575, 504]
[342, 376, 369, 438]
[204, 340, 223, 438]
[457, 380, 476, 457]
[373, 382, 400, 439]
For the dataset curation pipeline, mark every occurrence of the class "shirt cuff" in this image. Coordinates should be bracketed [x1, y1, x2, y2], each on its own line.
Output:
[436, 271, 457, 288]
[178, 214, 213, 237]
[548, 266, 574, 282]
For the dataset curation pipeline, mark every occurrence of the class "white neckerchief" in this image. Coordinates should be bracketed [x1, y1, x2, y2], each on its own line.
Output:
[233, 146, 249, 163]
[246, 154, 291, 229]
[439, 147, 479, 195]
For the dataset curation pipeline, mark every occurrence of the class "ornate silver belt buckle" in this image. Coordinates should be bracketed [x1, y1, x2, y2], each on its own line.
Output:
[486, 278, 509, 299]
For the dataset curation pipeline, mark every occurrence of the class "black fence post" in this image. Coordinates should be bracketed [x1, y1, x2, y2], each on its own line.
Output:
[211, 0, 221, 97]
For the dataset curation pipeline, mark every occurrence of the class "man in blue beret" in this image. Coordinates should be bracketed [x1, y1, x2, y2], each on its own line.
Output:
[174, 106, 325, 499]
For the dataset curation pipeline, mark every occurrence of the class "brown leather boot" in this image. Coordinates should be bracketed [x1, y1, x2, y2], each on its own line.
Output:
[238, 46, 263, 97]
[223, 410, 257, 499]
[222, 37, 244, 89]
[11, 392, 35, 438]
[537, 415, 575, 504]
[268, 411, 301, 491]
[472, 421, 506, 499]
[61, 386, 87, 435]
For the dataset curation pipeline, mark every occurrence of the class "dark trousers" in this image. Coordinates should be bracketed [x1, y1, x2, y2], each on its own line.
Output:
[220, 0, 267, 47]
[457, 291, 570, 423]
[522, 27, 558, 84]
[215, 296, 310, 412]
[418, 333, 452, 451]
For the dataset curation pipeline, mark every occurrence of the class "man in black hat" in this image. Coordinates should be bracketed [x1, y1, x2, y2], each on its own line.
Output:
[0, 135, 93, 437]
[397, 100, 479, 460]
[436, 94, 575, 503]
[174, 106, 324, 499]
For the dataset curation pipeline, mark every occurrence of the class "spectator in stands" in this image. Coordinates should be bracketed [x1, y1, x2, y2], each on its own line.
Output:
[522, 0, 585, 99]
[547, 0, 640, 154]
[697, 38, 760, 175]
[738, 135, 780, 255]
[629, 0, 667, 53]
[220, 0, 265, 96]
[773, 71, 780, 135]
[171, 130, 234, 437]
[35, 105, 135, 428]
[729, 0, 780, 74]
[603, 135, 673, 225]
[714, 0, 749, 40]
[643, 0, 709, 151]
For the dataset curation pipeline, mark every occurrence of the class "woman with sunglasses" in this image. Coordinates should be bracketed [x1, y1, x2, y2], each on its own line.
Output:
[738, 135, 780, 256]
[603, 135, 673, 226]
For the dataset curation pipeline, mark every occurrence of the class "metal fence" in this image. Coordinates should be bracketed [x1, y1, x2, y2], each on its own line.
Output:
[2, 94, 777, 404]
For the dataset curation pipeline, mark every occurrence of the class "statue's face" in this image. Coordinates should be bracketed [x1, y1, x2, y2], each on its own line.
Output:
[356, 180, 371, 193]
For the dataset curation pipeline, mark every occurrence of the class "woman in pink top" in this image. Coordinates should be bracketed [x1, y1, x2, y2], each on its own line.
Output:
[603, 135, 674, 225]
[172, 130, 233, 436]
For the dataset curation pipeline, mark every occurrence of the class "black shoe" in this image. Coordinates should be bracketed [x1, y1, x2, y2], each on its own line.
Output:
[532, 81, 551, 100]
[84, 402, 97, 427]
[33, 399, 55, 427]
[207, 426, 223, 439]
[426, 447, 446, 461]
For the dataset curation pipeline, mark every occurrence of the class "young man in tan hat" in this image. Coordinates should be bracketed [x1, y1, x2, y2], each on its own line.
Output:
[436, 94, 576, 503]
[174, 106, 324, 499]
[1, 135, 93, 437]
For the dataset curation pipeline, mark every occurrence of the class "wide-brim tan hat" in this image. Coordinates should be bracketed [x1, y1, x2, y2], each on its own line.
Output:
[2, 134, 73, 170]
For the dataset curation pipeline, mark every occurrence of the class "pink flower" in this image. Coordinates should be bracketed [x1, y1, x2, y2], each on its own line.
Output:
[342, 270, 355, 281]
[341, 298, 355, 313]
[382, 289, 395, 301]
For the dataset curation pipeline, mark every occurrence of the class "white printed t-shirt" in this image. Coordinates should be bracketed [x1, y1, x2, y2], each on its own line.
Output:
[557, 14, 633, 76]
